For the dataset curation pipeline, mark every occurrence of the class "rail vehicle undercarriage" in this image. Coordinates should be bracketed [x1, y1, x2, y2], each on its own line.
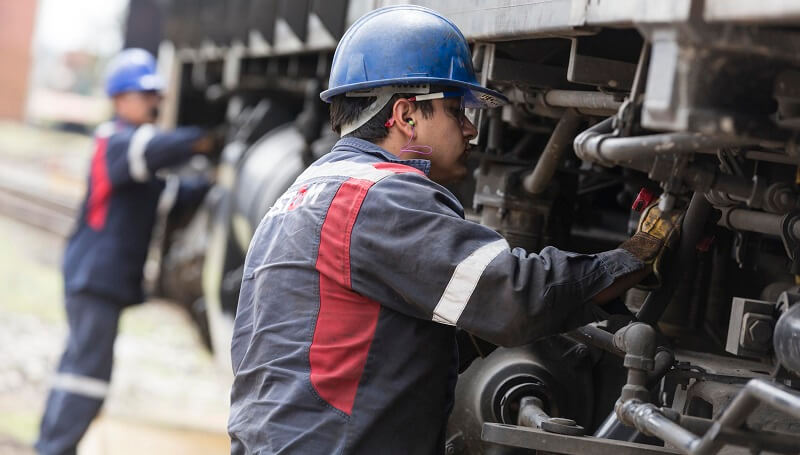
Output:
[154, 1, 800, 453]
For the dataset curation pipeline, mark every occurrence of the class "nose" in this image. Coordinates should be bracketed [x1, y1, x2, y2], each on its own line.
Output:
[462, 115, 478, 141]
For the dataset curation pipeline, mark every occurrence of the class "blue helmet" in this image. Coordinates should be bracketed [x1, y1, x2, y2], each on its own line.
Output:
[104, 48, 165, 97]
[320, 5, 507, 109]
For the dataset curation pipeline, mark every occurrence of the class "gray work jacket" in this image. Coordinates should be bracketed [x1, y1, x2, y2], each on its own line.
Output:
[228, 137, 642, 454]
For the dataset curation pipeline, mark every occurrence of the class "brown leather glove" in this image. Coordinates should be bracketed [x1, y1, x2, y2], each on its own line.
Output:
[619, 198, 684, 288]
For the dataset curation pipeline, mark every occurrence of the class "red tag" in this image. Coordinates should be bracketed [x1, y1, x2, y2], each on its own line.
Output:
[632, 188, 655, 212]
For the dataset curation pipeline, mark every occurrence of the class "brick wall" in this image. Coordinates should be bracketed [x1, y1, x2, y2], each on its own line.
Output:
[0, 1, 38, 121]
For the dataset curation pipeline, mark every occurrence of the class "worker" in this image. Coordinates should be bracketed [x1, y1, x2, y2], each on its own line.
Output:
[35, 48, 217, 455]
[227, 6, 681, 454]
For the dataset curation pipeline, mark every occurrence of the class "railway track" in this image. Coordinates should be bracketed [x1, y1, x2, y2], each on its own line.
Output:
[0, 163, 78, 238]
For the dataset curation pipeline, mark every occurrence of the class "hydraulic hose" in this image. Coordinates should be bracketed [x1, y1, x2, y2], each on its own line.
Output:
[636, 192, 713, 324]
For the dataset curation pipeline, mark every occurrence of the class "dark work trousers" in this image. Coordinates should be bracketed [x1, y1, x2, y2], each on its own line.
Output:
[35, 293, 123, 455]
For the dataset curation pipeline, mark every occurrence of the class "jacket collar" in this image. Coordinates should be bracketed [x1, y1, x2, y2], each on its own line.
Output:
[333, 137, 431, 176]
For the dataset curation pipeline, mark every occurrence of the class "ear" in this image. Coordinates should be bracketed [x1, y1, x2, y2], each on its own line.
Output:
[390, 98, 416, 137]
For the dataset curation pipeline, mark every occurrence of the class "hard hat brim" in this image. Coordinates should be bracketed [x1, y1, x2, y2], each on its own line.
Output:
[320, 78, 508, 109]
[137, 74, 165, 92]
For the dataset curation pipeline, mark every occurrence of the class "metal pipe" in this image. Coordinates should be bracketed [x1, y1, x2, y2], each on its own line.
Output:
[523, 109, 583, 194]
[544, 90, 623, 111]
[616, 400, 700, 453]
[717, 206, 800, 238]
[647, 349, 675, 385]
[517, 396, 549, 428]
[573, 116, 615, 164]
[614, 323, 657, 403]
[692, 379, 800, 455]
[573, 117, 758, 168]
[637, 192, 713, 324]
[569, 324, 624, 356]
[679, 415, 800, 454]
[595, 134, 754, 165]
[615, 380, 800, 455]
[592, 346, 674, 441]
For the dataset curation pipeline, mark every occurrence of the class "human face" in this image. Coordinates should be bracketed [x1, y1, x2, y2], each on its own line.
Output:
[113, 91, 162, 125]
[412, 97, 478, 184]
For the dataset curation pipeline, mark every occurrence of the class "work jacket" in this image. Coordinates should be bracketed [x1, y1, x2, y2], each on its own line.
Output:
[63, 120, 206, 304]
[228, 137, 642, 454]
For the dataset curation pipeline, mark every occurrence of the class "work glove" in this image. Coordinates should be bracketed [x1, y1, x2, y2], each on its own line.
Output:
[619, 196, 684, 289]
[192, 124, 228, 156]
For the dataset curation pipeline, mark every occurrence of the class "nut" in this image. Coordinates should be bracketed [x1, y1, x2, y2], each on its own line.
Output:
[746, 317, 773, 346]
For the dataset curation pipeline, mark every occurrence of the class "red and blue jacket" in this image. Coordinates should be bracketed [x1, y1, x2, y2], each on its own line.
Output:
[227, 137, 642, 454]
[63, 120, 207, 305]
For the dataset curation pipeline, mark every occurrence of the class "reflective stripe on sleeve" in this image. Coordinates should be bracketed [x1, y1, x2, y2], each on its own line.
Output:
[432, 239, 509, 325]
[128, 124, 156, 182]
[51, 373, 110, 400]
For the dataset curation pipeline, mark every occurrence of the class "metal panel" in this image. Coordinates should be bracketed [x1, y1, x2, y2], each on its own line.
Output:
[374, 0, 695, 41]
[204, 0, 228, 45]
[375, 0, 584, 41]
[249, 0, 279, 44]
[567, 38, 637, 90]
[311, 0, 349, 39]
[704, 0, 800, 23]
[584, 0, 694, 25]
[278, 0, 311, 42]
[226, 0, 252, 44]
[125, 0, 164, 55]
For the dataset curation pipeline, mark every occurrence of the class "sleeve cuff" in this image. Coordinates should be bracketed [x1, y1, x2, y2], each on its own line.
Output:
[596, 248, 645, 279]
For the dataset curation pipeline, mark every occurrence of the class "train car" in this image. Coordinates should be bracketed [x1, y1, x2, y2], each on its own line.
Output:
[152, 1, 800, 453]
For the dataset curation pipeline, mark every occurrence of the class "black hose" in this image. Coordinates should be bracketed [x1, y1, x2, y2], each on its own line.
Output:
[636, 192, 714, 324]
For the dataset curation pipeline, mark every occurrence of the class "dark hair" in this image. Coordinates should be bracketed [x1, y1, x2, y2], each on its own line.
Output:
[329, 93, 435, 142]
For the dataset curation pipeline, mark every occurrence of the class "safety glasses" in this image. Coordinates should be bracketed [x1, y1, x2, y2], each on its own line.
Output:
[407, 91, 467, 127]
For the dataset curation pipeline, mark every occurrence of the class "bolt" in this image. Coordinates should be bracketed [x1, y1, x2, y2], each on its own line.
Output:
[747, 319, 773, 345]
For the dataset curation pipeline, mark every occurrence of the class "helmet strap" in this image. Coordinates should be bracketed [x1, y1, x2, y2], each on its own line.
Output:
[339, 84, 431, 137]
[340, 92, 394, 137]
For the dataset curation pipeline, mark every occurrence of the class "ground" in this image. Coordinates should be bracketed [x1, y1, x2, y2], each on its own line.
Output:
[0, 122, 231, 454]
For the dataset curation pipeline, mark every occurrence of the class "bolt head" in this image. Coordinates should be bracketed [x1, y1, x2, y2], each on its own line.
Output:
[747, 319, 773, 345]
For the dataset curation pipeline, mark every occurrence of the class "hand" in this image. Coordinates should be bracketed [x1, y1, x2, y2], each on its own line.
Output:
[192, 135, 216, 154]
[192, 125, 228, 155]
[619, 198, 684, 288]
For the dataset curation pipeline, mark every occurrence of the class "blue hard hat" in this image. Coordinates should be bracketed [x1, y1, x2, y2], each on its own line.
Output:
[104, 48, 165, 97]
[320, 5, 507, 109]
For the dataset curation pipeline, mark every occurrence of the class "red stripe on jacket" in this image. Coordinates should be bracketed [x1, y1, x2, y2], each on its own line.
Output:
[310, 163, 424, 415]
[87, 137, 111, 230]
[311, 177, 379, 415]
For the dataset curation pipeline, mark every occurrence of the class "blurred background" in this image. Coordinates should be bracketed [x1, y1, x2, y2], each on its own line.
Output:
[0, 1, 232, 453]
